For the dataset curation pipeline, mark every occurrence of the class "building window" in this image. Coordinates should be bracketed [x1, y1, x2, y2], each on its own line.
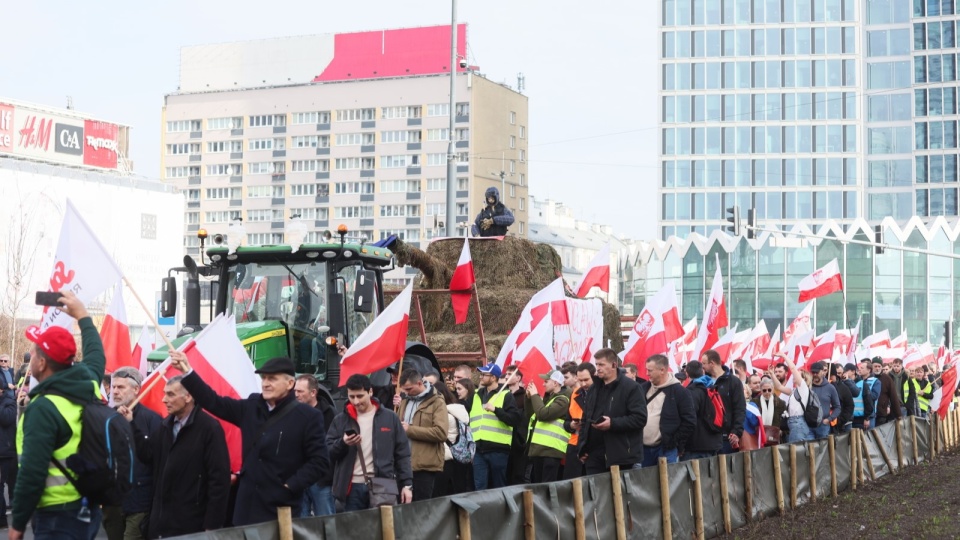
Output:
[292, 135, 324, 148]
[379, 205, 420, 217]
[519, 173, 526, 186]
[427, 128, 450, 141]
[205, 187, 241, 200]
[246, 209, 284, 222]
[509, 184, 516, 197]
[207, 141, 242, 153]
[249, 114, 286, 127]
[458, 177, 469, 190]
[335, 108, 376, 121]
[205, 164, 242, 176]
[456, 103, 470, 117]
[248, 138, 274, 151]
[248, 185, 283, 198]
[381, 106, 422, 119]
[165, 166, 200, 178]
[381, 130, 421, 143]
[334, 206, 374, 219]
[186, 212, 200, 224]
[291, 160, 328, 172]
[510, 111, 517, 124]
[518, 221, 524, 234]
[166, 120, 201, 132]
[205, 210, 242, 223]
[520, 150, 526, 162]
[509, 160, 516, 173]
[248, 162, 284, 174]
[166, 143, 200, 155]
[427, 103, 450, 116]
[207, 117, 242, 130]
[334, 182, 374, 194]
[247, 233, 284, 245]
[381, 155, 419, 168]
[290, 207, 329, 220]
[519, 197, 525, 211]
[380, 180, 421, 193]
[293, 111, 330, 124]
[520, 126, 526, 139]
[510, 136, 516, 149]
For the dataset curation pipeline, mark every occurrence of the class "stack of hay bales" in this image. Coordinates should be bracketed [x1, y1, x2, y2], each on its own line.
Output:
[388, 236, 624, 362]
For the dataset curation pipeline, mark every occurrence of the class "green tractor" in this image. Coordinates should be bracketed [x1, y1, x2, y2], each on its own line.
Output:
[150, 229, 440, 408]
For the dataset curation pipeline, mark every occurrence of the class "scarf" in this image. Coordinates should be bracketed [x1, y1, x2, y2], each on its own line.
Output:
[403, 382, 433, 424]
[759, 395, 776, 426]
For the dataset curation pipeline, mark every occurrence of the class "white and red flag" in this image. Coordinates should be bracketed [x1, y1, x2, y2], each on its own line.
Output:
[496, 279, 567, 369]
[622, 282, 679, 379]
[936, 361, 958, 420]
[339, 283, 412, 381]
[712, 324, 739, 365]
[138, 315, 260, 472]
[752, 325, 780, 372]
[40, 199, 123, 331]
[890, 330, 908, 350]
[449, 239, 476, 324]
[693, 261, 728, 359]
[798, 258, 843, 302]
[783, 304, 813, 345]
[736, 320, 771, 363]
[575, 244, 611, 298]
[805, 324, 837, 367]
[516, 310, 557, 395]
[862, 329, 892, 350]
[101, 283, 133, 374]
[131, 325, 156, 377]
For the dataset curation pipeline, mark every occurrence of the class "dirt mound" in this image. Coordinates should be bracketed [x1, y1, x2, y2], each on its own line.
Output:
[387, 237, 623, 352]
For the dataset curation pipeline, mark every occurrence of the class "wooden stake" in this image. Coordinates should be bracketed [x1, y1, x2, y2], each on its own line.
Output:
[807, 442, 817, 503]
[871, 428, 895, 476]
[277, 506, 293, 540]
[861, 429, 877, 482]
[691, 459, 705, 540]
[380, 506, 396, 540]
[572, 479, 586, 540]
[895, 419, 905, 470]
[788, 444, 798, 509]
[856, 429, 866, 484]
[743, 450, 753, 523]
[929, 416, 936, 462]
[523, 490, 535, 540]
[610, 465, 626, 540]
[850, 429, 858, 491]
[911, 416, 920, 464]
[458, 507, 472, 540]
[828, 435, 838, 498]
[718, 454, 731, 534]
[772, 447, 786, 516]
[658, 457, 672, 540]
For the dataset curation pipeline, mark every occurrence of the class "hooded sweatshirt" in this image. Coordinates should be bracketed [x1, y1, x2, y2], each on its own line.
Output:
[643, 375, 696, 450]
[13, 317, 105, 531]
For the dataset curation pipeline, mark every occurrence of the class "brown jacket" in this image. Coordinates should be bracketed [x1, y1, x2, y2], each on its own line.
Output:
[875, 373, 902, 419]
[398, 386, 449, 472]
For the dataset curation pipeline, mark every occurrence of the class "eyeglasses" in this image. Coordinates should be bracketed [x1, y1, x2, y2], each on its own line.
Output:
[761, 389, 773, 393]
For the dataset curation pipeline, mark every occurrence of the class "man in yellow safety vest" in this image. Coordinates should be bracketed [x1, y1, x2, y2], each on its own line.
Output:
[469, 364, 520, 490]
[524, 369, 572, 483]
[12, 292, 105, 540]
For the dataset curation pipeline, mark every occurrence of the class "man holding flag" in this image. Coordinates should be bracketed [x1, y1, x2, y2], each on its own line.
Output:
[170, 352, 329, 526]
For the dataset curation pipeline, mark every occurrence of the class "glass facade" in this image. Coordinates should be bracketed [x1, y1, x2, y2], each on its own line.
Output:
[659, 0, 960, 239]
[621, 220, 960, 345]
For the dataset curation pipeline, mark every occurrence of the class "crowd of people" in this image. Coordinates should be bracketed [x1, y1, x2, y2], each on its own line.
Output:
[8, 292, 957, 540]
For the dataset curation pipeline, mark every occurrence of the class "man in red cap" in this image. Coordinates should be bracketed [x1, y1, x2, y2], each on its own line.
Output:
[11, 291, 105, 540]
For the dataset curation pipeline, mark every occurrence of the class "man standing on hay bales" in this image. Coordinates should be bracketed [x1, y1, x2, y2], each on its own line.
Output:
[471, 187, 514, 237]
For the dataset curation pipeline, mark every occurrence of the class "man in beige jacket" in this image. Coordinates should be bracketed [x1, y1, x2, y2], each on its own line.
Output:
[398, 368, 449, 501]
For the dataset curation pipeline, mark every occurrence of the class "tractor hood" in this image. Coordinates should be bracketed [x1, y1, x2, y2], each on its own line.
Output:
[146, 320, 287, 362]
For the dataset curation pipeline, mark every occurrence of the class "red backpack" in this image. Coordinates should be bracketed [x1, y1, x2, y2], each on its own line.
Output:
[702, 387, 726, 433]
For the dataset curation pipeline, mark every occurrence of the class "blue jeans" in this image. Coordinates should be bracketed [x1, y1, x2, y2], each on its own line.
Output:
[812, 422, 832, 440]
[473, 451, 509, 490]
[786, 416, 813, 443]
[344, 482, 370, 512]
[681, 450, 717, 462]
[33, 505, 102, 540]
[301, 484, 336, 517]
[641, 445, 678, 468]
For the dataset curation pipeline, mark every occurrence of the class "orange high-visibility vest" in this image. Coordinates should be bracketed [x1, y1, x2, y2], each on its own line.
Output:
[568, 388, 583, 446]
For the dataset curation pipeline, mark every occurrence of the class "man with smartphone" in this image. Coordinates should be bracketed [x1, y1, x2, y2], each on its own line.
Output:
[12, 291, 104, 540]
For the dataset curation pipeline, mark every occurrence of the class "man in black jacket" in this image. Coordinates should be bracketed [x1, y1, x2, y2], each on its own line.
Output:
[640, 355, 695, 466]
[0, 387, 16, 529]
[119, 375, 231, 538]
[578, 349, 647, 474]
[830, 364, 856, 434]
[295, 374, 336, 517]
[471, 186, 515, 237]
[326, 374, 413, 510]
[682, 361, 723, 460]
[171, 352, 329, 526]
[104, 366, 162, 540]
[700, 349, 746, 454]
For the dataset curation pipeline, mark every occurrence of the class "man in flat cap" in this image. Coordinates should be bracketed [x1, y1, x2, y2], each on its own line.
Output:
[171, 353, 329, 526]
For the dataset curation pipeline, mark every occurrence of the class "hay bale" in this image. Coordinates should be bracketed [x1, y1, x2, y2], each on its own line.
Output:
[424, 237, 563, 290]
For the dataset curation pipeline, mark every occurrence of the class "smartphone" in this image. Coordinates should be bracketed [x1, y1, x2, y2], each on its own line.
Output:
[344, 429, 358, 437]
[35, 291, 64, 307]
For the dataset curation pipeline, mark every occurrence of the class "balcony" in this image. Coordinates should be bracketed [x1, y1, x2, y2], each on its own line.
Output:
[315, 171, 330, 180]
[271, 221, 285, 229]
[272, 150, 286, 158]
[360, 170, 375, 178]
[361, 145, 375, 153]
[189, 154, 201, 162]
[187, 224, 199, 232]
[316, 123, 330, 131]
[315, 195, 329, 204]
[360, 218, 375, 226]
[271, 197, 285, 206]
[361, 120, 376, 129]
[273, 126, 287, 134]
[187, 201, 200, 208]
[189, 131, 202, 139]
[316, 147, 330, 155]
[406, 192, 421, 200]
[229, 199, 242, 207]
[230, 175, 242, 183]
[455, 140, 469, 149]
[360, 194, 374, 202]
[456, 190, 469, 198]
[231, 128, 244, 137]
[272, 174, 286, 182]
[407, 118, 422, 126]
[406, 142, 421, 151]
[315, 220, 329, 228]
[455, 114, 469, 123]
[188, 176, 201, 185]
[230, 152, 243, 160]
[406, 217, 421, 226]
[406, 167, 421, 176]
[457, 165, 469, 173]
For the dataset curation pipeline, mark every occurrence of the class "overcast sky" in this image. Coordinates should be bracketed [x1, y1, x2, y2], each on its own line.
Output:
[3, 1, 660, 239]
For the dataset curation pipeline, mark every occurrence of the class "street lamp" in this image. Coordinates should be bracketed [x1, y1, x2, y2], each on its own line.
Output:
[445, 0, 458, 238]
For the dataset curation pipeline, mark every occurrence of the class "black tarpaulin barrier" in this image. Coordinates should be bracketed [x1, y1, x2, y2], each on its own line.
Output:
[664, 461, 696, 540]
[620, 465, 662, 539]
[748, 447, 779, 519]
[697, 454, 725, 539]
[835, 431, 852, 492]
[810, 437, 831, 500]
[724, 452, 748, 530]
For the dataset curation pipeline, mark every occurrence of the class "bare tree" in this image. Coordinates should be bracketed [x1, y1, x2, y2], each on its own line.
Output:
[1, 182, 48, 361]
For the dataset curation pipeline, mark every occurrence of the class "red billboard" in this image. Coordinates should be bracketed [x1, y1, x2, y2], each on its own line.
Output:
[83, 120, 119, 169]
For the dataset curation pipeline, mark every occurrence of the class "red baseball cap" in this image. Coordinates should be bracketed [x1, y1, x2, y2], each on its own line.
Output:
[24, 325, 76, 365]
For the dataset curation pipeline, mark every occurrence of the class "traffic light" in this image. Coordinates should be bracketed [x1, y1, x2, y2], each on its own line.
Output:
[874, 224, 884, 255]
[746, 208, 757, 239]
[945, 320, 953, 350]
[725, 206, 741, 236]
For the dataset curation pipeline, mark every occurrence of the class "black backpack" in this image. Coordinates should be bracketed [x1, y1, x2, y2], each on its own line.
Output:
[48, 392, 135, 506]
[795, 387, 823, 429]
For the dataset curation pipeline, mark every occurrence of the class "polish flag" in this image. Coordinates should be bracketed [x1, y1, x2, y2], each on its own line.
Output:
[786, 329, 816, 362]
[131, 326, 156, 377]
[516, 312, 557, 395]
[712, 324, 739, 365]
[575, 244, 611, 298]
[449, 239, 476, 324]
[890, 330, 908, 350]
[622, 283, 681, 378]
[752, 325, 780, 372]
[936, 361, 958, 420]
[101, 284, 133, 374]
[339, 283, 412, 382]
[693, 261, 728, 359]
[496, 279, 566, 369]
[138, 315, 260, 472]
[40, 200, 124, 331]
[862, 329, 892, 350]
[736, 320, 771, 363]
[783, 304, 813, 345]
[903, 345, 925, 370]
[845, 317, 862, 363]
[729, 329, 752, 360]
[805, 324, 837, 367]
[798, 258, 843, 302]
